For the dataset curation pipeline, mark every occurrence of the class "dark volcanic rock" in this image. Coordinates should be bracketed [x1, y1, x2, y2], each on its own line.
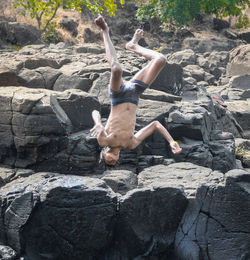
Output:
[226, 44, 250, 76]
[150, 62, 183, 95]
[213, 18, 229, 31]
[59, 18, 78, 37]
[167, 89, 236, 172]
[0, 87, 100, 172]
[0, 21, 42, 46]
[0, 172, 117, 260]
[175, 168, 250, 260]
[239, 31, 250, 43]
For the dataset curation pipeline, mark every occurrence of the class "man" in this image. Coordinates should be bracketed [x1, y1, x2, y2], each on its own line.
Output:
[91, 16, 182, 166]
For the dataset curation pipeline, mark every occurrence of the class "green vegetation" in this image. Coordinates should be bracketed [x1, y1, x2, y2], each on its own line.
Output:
[136, 0, 250, 28]
[13, 0, 125, 33]
[12, 0, 250, 37]
[235, 145, 246, 160]
[11, 44, 22, 51]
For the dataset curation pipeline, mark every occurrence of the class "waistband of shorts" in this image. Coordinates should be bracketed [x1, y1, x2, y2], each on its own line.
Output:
[129, 79, 148, 89]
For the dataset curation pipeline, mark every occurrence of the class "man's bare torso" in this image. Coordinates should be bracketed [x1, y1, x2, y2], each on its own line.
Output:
[105, 102, 137, 149]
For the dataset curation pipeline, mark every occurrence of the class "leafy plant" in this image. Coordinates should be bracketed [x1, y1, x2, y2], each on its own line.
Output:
[11, 44, 22, 51]
[235, 145, 246, 160]
[136, 0, 250, 27]
[42, 21, 62, 43]
[235, 13, 250, 28]
[13, 0, 125, 32]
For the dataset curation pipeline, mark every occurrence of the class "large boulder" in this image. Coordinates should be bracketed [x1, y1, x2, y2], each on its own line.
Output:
[227, 74, 250, 100]
[226, 44, 250, 76]
[183, 37, 240, 53]
[59, 18, 78, 37]
[18, 67, 62, 89]
[0, 21, 42, 46]
[0, 172, 117, 259]
[168, 49, 197, 67]
[175, 168, 250, 260]
[0, 87, 100, 172]
[150, 62, 183, 95]
[167, 93, 236, 172]
[226, 100, 250, 139]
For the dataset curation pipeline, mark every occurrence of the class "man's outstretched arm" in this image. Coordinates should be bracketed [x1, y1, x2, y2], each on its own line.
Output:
[90, 110, 109, 147]
[130, 120, 182, 154]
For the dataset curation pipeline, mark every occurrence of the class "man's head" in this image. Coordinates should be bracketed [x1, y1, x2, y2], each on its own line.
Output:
[101, 147, 120, 166]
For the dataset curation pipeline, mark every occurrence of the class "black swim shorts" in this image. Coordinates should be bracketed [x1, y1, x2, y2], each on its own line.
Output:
[109, 79, 148, 106]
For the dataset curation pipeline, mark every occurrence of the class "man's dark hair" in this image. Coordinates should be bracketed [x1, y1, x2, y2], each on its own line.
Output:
[99, 147, 119, 167]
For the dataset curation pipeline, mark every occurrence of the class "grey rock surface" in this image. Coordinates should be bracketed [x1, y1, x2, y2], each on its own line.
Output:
[175, 168, 250, 260]
[0, 172, 117, 259]
[0, 21, 42, 46]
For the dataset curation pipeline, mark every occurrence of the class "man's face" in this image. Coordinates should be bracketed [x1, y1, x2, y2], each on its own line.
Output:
[102, 150, 119, 166]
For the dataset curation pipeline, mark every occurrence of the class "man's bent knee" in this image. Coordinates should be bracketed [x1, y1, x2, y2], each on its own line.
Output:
[156, 54, 167, 67]
[111, 61, 123, 78]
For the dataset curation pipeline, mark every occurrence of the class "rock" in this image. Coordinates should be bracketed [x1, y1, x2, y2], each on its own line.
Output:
[183, 65, 205, 82]
[223, 29, 238, 40]
[213, 101, 245, 139]
[183, 37, 239, 53]
[213, 18, 229, 31]
[0, 245, 17, 260]
[59, 61, 88, 76]
[109, 164, 189, 259]
[141, 88, 182, 103]
[227, 74, 250, 100]
[137, 99, 177, 128]
[227, 44, 250, 76]
[101, 170, 137, 195]
[0, 167, 34, 188]
[51, 89, 100, 132]
[226, 100, 250, 138]
[183, 76, 197, 86]
[198, 51, 229, 74]
[0, 21, 42, 46]
[0, 64, 21, 86]
[89, 71, 111, 115]
[175, 168, 250, 260]
[83, 27, 95, 43]
[59, 18, 78, 37]
[0, 172, 117, 259]
[168, 49, 197, 67]
[53, 74, 92, 92]
[167, 98, 236, 172]
[168, 102, 213, 143]
[150, 62, 183, 95]
[239, 30, 250, 43]
[138, 162, 224, 197]
[18, 67, 62, 89]
[176, 28, 194, 39]
[0, 87, 100, 171]
[75, 44, 105, 54]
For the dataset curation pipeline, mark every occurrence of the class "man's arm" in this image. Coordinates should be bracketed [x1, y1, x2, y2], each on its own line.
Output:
[90, 110, 109, 147]
[130, 120, 182, 154]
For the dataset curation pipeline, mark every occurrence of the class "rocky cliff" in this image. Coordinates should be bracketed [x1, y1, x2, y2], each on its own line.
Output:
[0, 7, 250, 260]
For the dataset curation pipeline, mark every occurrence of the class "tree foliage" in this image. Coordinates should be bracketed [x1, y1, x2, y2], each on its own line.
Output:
[13, 0, 125, 32]
[136, 0, 250, 28]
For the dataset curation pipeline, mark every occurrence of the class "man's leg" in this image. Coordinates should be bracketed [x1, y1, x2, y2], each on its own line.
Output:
[95, 16, 123, 91]
[126, 29, 166, 86]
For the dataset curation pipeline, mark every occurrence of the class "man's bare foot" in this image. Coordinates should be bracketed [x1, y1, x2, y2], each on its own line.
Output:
[95, 16, 108, 31]
[125, 29, 144, 51]
[170, 141, 182, 155]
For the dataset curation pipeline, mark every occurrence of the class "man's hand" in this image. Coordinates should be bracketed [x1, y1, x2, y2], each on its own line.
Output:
[90, 124, 104, 138]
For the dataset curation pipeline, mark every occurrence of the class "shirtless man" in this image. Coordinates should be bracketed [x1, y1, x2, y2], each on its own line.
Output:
[91, 16, 182, 166]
